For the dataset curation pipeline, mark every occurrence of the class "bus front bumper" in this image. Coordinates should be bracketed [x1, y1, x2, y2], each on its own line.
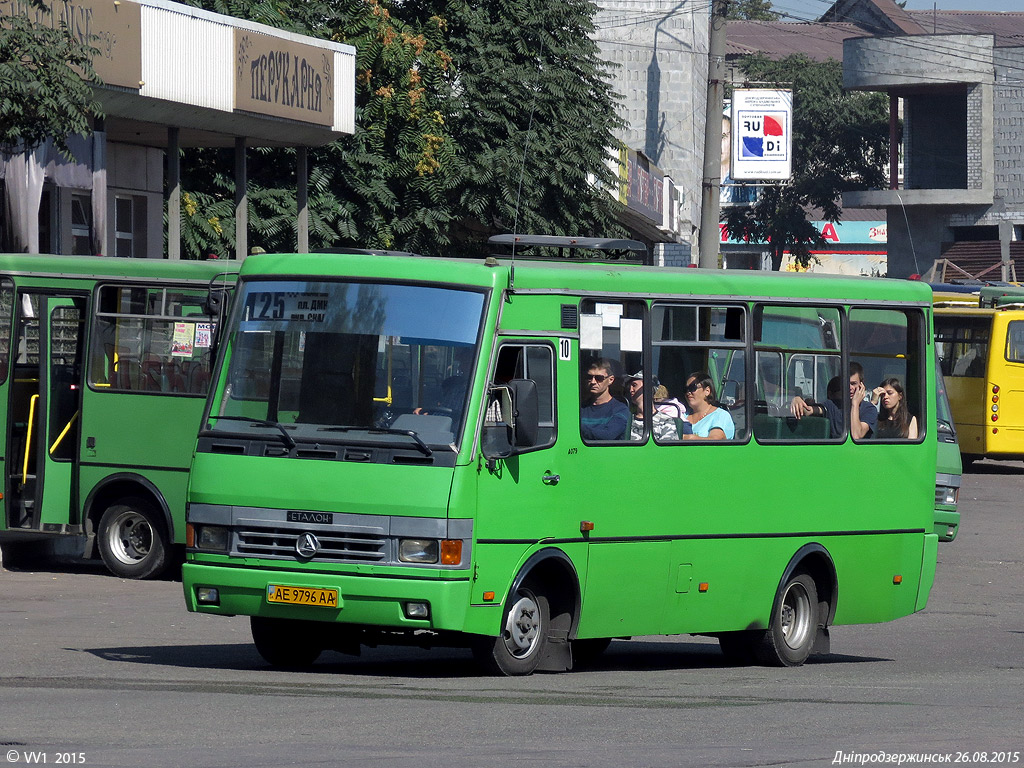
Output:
[182, 563, 473, 631]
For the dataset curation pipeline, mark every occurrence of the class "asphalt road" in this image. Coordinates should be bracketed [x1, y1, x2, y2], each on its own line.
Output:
[0, 462, 1021, 768]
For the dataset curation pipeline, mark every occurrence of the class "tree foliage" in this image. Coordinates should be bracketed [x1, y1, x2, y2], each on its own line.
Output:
[722, 54, 889, 270]
[0, 0, 102, 157]
[174, 0, 624, 257]
[724, 0, 781, 22]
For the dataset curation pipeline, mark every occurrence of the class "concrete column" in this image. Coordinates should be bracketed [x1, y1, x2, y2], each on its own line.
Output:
[297, 146, 309, 253]
[1000, 220, 1012, 282]
[167, 127, 180, 260]
[235, 137, 247, 261]
[91, 121, 107, 257]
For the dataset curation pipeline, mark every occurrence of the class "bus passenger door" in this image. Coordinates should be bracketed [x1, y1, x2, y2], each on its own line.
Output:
[474, 342, 583, 614]
[5, 294, 86, 531]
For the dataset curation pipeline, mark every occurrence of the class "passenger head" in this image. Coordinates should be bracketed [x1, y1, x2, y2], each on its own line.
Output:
[879, 377, 907, 413]
[848, 362, 865, 398]
[826, 375, 842, 402]
[684, 371, 717, 409]
[584, 359, 617, 402]
[624, 370, 644, 403]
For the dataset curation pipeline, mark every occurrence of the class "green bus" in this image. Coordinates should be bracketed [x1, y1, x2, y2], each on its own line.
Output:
[182, 237, 940, 674]
[0, 254, 233, 578]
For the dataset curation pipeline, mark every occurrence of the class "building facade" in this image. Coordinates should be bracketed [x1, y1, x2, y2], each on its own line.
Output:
[0, 0, 355, 260]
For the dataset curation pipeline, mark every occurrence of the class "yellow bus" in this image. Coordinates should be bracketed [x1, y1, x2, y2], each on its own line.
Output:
[933, 284, 1024, 465]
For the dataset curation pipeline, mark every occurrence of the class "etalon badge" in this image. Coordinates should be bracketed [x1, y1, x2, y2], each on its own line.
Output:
[296, 532, 321, 558]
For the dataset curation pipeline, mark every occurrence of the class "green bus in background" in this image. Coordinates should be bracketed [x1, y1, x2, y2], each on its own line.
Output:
[0, 255, 233, 578]
[934, 363, 961, 541]
[183, 237, 940, 675]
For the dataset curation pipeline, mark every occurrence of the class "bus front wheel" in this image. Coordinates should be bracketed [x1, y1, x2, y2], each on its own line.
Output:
[97, 498, 169, 579]
[250, 617, 323, 668]
[756, 572, 819, 667]
[473, 583, 550, 676]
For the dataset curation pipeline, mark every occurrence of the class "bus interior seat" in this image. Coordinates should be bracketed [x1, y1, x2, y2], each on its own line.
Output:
[754, 413, 829, 440]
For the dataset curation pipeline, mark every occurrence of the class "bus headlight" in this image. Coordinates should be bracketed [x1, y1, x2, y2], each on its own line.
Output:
[195, 525, 230, 552]
[936, 486, 958, 506]
[398, 538, 439, 563]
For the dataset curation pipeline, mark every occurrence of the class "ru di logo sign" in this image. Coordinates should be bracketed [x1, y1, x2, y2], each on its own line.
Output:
[738, 113, 788, 159]
[729, 89, 793, 181]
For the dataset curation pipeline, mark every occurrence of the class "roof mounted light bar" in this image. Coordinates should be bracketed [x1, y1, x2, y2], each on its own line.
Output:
[488, 234, 650, 265]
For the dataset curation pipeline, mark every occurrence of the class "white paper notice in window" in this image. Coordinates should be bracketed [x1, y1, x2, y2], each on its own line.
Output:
[580, 313, 603, 350]
[620, 318, 643, 352]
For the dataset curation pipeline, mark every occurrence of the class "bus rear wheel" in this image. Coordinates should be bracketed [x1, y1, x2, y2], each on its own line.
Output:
[250, 617, 323, 668]
[755, 572, 818, 667]
[473, 583, 550, 676]
[97, 497, 169, 579]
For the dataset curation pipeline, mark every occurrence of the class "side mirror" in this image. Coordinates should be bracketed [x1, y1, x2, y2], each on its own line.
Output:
[482, 379, 539, 460]
[204, 288, 229, 316]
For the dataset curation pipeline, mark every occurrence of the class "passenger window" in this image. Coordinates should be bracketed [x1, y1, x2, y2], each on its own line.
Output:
[651, 303, 745, 442]
[754, 305, 841, 442]
[0, 278, 12, 385]
[90, 284, 217, 395]
[578, 300, 643, 443]
[850, 308, 925, 442]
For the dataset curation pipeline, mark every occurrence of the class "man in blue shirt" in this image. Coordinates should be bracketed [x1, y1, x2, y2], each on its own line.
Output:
[580, 359, 630, 441]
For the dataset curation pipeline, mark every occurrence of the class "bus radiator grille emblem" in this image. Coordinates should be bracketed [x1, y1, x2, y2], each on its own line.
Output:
[296, 532, 321, 558]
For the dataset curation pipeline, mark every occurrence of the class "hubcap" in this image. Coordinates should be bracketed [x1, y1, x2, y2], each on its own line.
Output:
[502, 593, 541, 658]
[780, 582, 812, 650]
[106, 510, 153, 565]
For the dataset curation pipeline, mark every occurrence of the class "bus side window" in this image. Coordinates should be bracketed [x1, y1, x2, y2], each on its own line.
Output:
[578, 300, 643, 443]
[0, 278, 13, 386]
[753, 305, 840, 442]
[651, 303, 746, 442]
[850, 308, 925, 442]
[90, 284, 217, 395]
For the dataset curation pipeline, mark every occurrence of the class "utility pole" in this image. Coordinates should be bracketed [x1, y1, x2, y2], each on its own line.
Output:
[698, 0, 728, 269]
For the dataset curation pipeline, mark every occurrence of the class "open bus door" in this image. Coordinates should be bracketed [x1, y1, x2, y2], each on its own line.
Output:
[5, 292, 86, 533]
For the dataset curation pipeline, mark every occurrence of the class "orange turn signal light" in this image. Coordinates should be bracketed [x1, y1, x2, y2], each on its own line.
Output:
[893, 575, 903, 585]
[483, 591, 495, 602]
[580, 521, 595, 532]
[185, 523, 195, 548]
[698, 582, 709, 593]
[441, 539, 462, 565]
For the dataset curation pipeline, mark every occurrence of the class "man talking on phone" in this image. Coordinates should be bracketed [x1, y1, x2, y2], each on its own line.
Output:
[789, 362, 877, 440]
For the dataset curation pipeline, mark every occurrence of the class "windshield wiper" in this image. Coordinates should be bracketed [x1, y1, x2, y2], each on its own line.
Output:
[318, 425, 432, 457]
[211, 415, 296, 450]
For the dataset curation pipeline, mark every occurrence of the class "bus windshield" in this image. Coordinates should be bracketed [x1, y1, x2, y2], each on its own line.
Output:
[210, 280, 487, 449]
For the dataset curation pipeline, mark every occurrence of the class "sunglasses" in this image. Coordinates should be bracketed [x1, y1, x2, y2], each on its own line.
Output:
[686, 381, 703, 393]
[584, 374, 609, 382]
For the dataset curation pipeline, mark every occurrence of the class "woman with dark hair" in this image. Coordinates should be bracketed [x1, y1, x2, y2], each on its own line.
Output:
[683, 371, 735, 440]
[873, 377, 919, 439]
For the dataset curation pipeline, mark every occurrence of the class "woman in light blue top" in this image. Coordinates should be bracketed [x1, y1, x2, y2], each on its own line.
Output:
[682, 371, 735, 440]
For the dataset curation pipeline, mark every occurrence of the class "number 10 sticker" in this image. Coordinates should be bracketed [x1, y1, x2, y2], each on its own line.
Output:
[559, 338, 571, 361]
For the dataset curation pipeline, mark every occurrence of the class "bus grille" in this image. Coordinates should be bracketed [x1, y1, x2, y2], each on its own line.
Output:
[234, 527, 387, 563]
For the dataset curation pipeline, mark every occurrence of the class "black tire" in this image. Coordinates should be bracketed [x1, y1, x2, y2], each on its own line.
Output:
[572, 637, 612, 666]
[96, 497, 170, 579]
[473, 583, 550, 676]
[250, 617, 323, 668]
[755, 572, 819, 667]
[717, 630, 760, 665]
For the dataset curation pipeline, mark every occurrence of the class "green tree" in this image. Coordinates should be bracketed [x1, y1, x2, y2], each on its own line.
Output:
[0, 0, 102, 157]
[434, 0, 626, 254]
[174, 0, 624, 257]
[725, 0, 780, 22]
[722, 54, 889, 270]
